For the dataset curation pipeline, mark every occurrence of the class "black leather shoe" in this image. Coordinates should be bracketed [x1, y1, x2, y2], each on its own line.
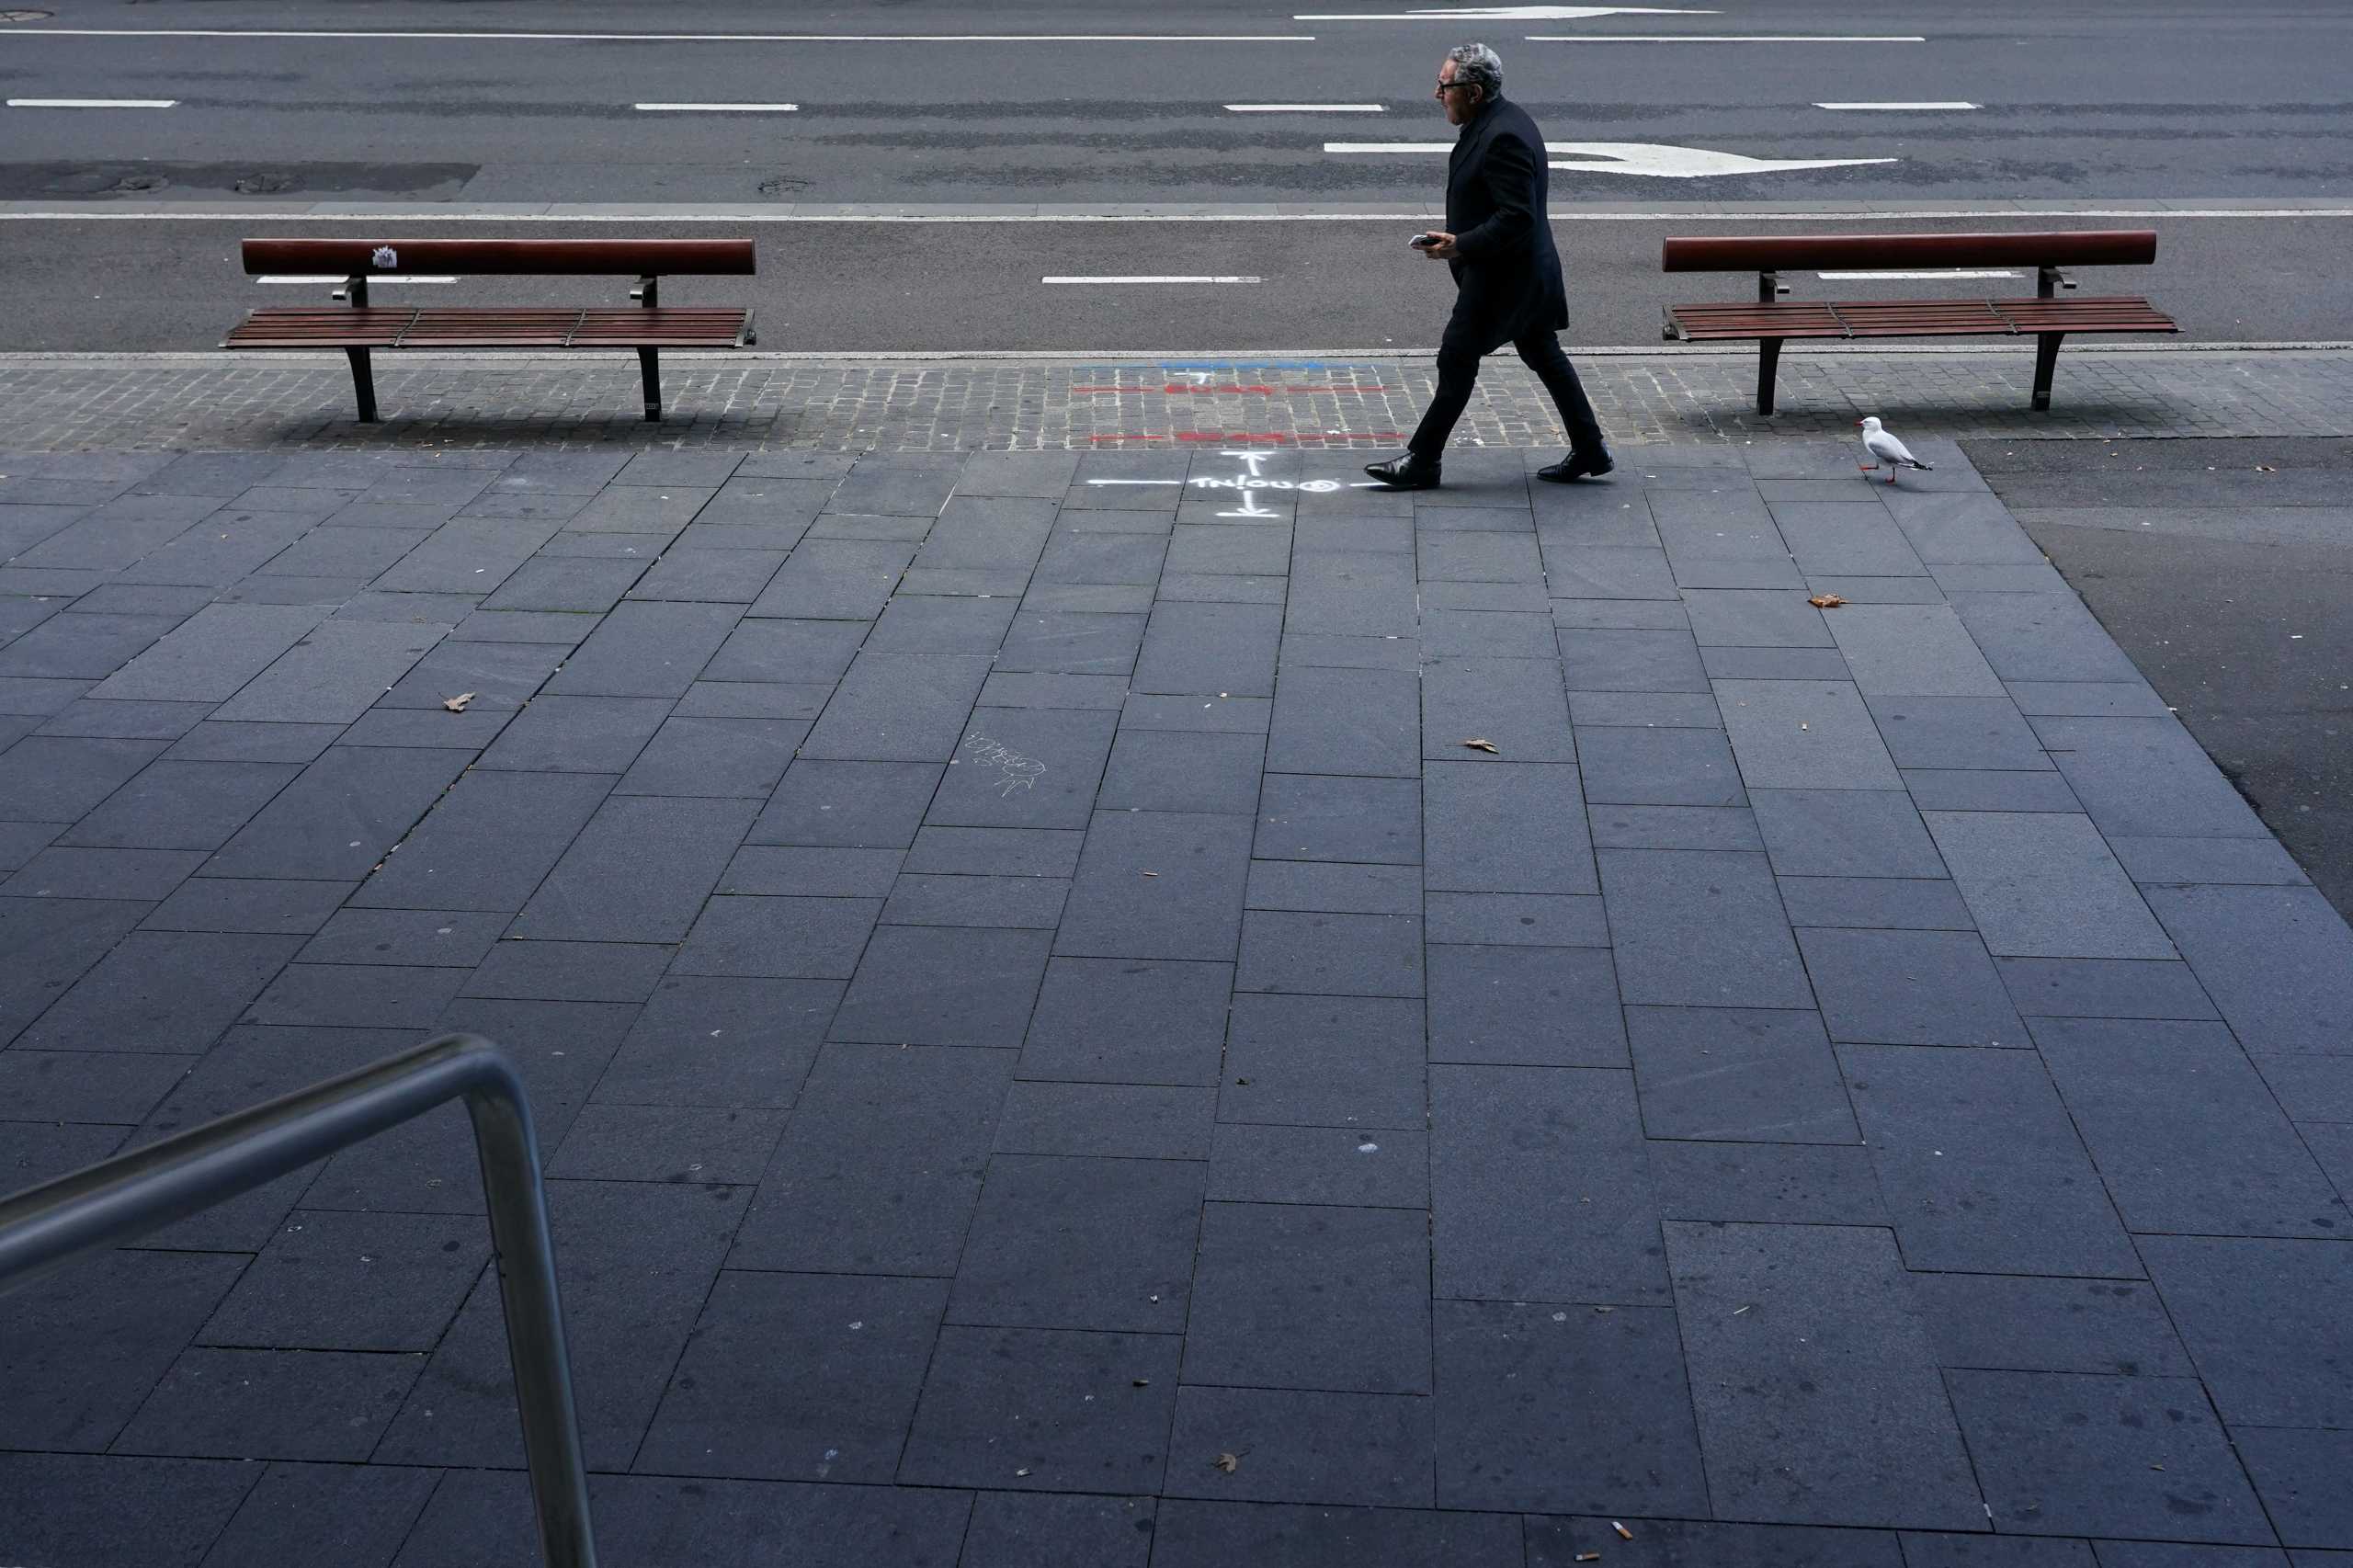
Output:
[1364, 452, 1442, 490]
[1537, 450, 1615, 483]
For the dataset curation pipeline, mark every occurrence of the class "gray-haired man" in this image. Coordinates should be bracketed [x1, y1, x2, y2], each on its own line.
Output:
[1367, 43, 1613, 491]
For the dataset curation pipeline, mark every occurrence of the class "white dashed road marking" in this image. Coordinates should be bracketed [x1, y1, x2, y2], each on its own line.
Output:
[1527, 33, 1926, 42]
[1042, 276, 1266, 284]
[634, 103, 799, 112]
[1817, 270, 2021, 280]
[1815, 102, 1980, 110]
[6, 97, 177, 108]
[1295, 6, 1715, 17]
[1226, 104, 1386, 112]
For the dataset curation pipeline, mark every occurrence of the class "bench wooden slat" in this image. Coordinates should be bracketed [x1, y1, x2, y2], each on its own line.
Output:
[1666, 297, 2177, 342]
[568, 309, 756, 347]
[241, 238, 756, 278]
[1662, 230, 2158, 273]
[224, 308, 418, 348]
[222, 306, 757, 350]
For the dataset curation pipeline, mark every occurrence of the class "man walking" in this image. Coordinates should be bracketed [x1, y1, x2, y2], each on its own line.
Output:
[1367, 43, 1613, 490]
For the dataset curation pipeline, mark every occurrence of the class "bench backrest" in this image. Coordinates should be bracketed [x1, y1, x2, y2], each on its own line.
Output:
[241, 238, 756, 278]
[1662, 231, 2156, 274]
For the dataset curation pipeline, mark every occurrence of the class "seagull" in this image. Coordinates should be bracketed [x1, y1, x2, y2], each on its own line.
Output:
[1858, 416, 1933, 485]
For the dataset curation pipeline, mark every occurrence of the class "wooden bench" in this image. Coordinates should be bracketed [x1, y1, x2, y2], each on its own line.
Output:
[1660, 231, 2175, 415]
[222, 238, 757, 423]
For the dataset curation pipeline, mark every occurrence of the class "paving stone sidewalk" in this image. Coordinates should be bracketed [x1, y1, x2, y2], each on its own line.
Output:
[5, 344, 2353, 454]
[3, 439, 2351, 1566]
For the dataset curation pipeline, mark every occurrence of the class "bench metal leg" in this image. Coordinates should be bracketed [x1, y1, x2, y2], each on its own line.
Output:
[2030, 332, 2066, 412]
[1756, 337, 1783, 416]
[344, 347, 379, 423]
[637, 347, 661, 422]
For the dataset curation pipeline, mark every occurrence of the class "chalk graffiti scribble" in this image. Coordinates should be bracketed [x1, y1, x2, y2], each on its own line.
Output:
[964, 732, 1047, 797]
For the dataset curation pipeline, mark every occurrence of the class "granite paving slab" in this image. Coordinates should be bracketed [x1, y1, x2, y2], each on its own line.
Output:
[1, 439, 2345, 1564]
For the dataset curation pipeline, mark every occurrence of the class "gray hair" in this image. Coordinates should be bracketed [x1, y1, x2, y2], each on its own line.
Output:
[1446, 41, 1503, 102]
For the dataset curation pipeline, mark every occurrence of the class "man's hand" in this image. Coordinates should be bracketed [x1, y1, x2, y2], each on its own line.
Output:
[1418, 230, 1460, 260]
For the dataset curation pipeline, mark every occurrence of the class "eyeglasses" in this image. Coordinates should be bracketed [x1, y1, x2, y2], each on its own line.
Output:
[1434, 79, 1472, 93]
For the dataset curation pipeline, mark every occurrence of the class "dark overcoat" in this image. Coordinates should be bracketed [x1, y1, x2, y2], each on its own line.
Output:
[1443, 94, 1570, 355]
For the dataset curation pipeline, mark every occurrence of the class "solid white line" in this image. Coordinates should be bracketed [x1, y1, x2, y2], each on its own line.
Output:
[1528, 34, 1926, 41]
[634, 103, 799, 112]
[6, 97, 178, 108]
[1817, 269, 2020, 279]
[4, 206, 2349, 223]
[256, 274, 459, 284]
[3, 28, 1316, 41]
[1043, 276, 1265, 284]
[1325, 142, 1451, 153]
[1226, 104, 1386, 112]
[1816, 101, 1979, 110]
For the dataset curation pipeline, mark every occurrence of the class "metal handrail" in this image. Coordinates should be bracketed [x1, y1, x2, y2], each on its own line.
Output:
[0, 1033, 597, 1568]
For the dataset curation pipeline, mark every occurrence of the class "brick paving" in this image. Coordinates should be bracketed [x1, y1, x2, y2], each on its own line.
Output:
[4, 344, 2353, 453]
[2, 438, 2350, 1565]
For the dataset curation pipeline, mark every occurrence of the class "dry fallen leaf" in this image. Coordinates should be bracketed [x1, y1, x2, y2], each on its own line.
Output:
[442, 692, 476, 712]
[1612, 1522, 1635, 1541]
[1461, 738, 1500, 754]
[1575, 1556, 1602, 1563]
[1212, 1453, 1240, 1473]
[2256, 464, 2277, 473]
[1808, 594, 1846, 608]
[1141, 871, 1159, 878]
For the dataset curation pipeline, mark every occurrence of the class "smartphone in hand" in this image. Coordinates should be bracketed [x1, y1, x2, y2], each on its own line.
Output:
[1409, 233, 1437, 248]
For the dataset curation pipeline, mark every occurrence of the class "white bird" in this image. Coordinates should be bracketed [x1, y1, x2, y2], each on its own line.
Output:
[1858, 415, 1933, 484]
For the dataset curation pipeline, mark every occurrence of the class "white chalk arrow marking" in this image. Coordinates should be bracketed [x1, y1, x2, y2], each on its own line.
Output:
[1325, 140, 1896, 177]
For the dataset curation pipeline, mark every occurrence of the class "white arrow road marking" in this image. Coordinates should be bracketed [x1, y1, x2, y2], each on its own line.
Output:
[1550, 142, 1898, 176]
[1326, 141, 1896, 176]
[1297, 6, 1713, 17]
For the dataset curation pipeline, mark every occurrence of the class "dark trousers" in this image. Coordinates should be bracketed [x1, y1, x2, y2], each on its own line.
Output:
[1408, 327, 1607, 460]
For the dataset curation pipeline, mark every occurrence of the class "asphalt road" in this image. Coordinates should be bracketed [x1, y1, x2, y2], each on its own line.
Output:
[6, 0, 2353, 203]
[3, 0, 2350, 351]
[1972, 437, 2353, 921]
